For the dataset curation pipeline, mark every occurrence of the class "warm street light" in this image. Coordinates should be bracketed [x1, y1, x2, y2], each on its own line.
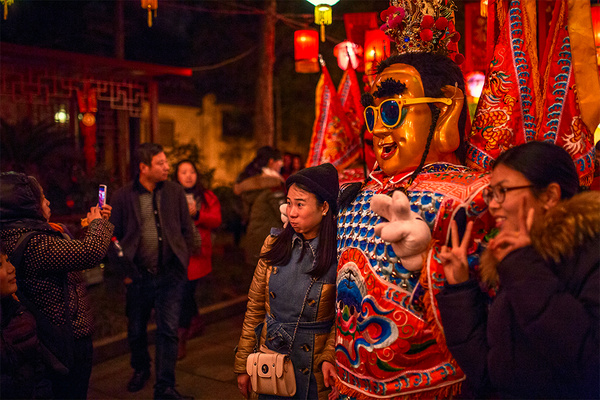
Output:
[364, 29, 389, 78]
[305, 0, 341, 42]
[295, 30, 320, 73]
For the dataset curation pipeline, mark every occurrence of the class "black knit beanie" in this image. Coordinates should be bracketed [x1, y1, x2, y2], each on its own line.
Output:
[286, 163, 339, 214]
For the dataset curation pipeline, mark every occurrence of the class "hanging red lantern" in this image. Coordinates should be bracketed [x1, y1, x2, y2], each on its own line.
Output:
[364, 29, 390, 77]
[334, 41, 361, 71]
[141, 0, 158, 27]
[295, 30, 320, 73]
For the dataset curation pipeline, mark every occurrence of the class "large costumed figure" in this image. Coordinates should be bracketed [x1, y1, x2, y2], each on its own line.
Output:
[333, 1, 494, 398]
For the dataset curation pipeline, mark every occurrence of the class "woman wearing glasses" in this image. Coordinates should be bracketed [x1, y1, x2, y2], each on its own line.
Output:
[436, 141, 599, 399]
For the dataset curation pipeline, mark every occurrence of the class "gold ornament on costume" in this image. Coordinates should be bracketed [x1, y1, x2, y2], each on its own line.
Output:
[380, 0, 464, 64]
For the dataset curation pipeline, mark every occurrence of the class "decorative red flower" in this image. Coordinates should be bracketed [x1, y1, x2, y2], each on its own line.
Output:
[380, 9, 390, 21]
[450, 32, 461, 42]
[453, 53, 465, 65]
[391, 7, 405, 21]
[420, 14, 434, 29]
[389, 15, 403, 29]
[379, 23, 389, 31]
[420, 29, 433, 41]
[435, 17, 448, 30]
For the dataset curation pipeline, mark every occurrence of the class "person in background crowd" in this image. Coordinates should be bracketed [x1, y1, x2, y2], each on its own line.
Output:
[0, 240, 53, 399]
[291, 153, 303, 175]
[110, 143, 200, 400]
[235, 164, 339, 400]
[438, 141, 599, 399]
[0, 172, 113, 399]
[281, 152, 294, 181]
[234, 146, 285, 267]
[172, 160, 222, 360]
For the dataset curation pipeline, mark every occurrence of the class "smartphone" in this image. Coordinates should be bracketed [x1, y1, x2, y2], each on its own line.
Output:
[99, 184, 107, 209]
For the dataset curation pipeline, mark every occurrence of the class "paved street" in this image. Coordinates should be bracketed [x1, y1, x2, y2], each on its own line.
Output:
[88, 312, 245, 400]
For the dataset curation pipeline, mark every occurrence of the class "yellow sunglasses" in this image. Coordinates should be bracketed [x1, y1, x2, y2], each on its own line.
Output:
[364, 96, 452, 132]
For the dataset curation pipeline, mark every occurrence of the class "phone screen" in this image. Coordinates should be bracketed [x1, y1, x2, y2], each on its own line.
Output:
[99, 185, 107, 209]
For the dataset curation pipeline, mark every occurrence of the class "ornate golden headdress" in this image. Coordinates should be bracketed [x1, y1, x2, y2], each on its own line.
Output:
[379, 0, 464, 64]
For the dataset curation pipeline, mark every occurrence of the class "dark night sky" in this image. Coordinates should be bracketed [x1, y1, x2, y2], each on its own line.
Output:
[0, 1, 399, 146]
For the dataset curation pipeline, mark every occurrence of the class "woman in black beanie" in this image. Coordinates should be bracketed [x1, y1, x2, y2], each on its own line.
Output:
[234, 163, 339, 400]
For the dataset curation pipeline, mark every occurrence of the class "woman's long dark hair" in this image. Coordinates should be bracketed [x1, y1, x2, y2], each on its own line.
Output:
[261, 183, 337, 279]
[236, 146, 282, 183]
[493, 141, 579, 199]
[172, 159, 206, 205]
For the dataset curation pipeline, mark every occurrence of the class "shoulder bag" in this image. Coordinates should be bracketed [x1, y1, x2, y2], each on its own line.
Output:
[246, 278, 316, 397]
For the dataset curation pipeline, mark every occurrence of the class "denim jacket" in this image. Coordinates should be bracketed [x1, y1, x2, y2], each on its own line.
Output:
[235, 233, 337, 400]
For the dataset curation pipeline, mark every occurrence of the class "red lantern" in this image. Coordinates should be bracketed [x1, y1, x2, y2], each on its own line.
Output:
[295, 30, 320, 73]
[334, 41, 361, 71]
[364, 29, 390, 76]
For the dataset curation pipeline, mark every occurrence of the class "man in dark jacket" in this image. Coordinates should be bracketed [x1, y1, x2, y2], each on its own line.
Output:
[110, 143, 199, 400]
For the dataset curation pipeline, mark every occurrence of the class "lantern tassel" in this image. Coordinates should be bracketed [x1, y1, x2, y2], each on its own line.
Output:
[480, 0, 488, 18]
[148, 8, 152, 27]
[4, 2, 7, 20]
[320, 23, 325, 42]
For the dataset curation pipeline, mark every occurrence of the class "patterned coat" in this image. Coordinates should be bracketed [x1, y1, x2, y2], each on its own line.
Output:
[0, 220, 113, 338]
[335, 163, 492, 399]
[235, 234, 337, 400]
[0, 172, 113, 338]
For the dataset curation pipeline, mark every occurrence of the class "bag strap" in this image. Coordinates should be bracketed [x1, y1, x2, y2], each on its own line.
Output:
[8, 231, 38, 268]
[287, 277, 317, 355]
[9, 230, 73, 332]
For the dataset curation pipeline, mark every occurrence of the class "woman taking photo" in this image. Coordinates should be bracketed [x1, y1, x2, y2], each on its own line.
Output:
[0, 172, 114, 399]
[172, 160, 222, 359]
[437, 141, 599, 399]
[234, 163, 339, 400]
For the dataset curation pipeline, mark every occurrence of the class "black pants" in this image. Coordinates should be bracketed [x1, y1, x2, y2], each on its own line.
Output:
[179, 279, 199, 328]
[51, 335, 93, 400]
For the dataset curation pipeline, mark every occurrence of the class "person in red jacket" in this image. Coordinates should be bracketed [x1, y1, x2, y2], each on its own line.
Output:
[172, 160, 222, 359]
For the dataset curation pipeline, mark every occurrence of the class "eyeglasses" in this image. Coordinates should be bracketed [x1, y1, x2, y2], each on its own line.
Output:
[364, 96, 452, 132]
[482, 184, 535, 205]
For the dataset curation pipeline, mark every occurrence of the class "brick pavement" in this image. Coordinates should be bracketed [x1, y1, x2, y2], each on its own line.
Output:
[88, 312, 245, 400]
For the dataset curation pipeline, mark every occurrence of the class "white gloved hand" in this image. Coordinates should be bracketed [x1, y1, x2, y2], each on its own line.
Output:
[280, 203, 288, 227]
[371, 191, 432, 271]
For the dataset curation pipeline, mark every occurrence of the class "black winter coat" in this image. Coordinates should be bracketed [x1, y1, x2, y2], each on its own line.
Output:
[437, 192, 600, 399]
[109, 178, 200, 279]
[1, 296, 53, 399]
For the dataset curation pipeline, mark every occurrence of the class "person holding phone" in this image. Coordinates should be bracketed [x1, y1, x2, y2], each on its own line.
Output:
[172, 160, 221, 360]
[0, 172, 114, 399]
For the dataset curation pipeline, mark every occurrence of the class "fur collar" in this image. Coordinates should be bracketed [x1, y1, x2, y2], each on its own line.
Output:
[479, 191, 600, 287]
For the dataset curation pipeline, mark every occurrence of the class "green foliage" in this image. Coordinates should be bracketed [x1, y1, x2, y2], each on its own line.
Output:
[0, 118, 111, 216]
